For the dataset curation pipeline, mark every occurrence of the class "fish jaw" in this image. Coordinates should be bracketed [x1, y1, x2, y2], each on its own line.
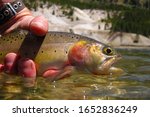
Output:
[92, 55, 122, 75]
[109, 67, 124, 75]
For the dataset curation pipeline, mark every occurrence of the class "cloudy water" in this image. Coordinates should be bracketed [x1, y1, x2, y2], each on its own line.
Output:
[0, 48, 150, 100]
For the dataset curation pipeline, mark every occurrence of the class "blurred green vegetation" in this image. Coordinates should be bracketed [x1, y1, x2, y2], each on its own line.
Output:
[110, 8, 150, 37]
[24, 0, 150, 37]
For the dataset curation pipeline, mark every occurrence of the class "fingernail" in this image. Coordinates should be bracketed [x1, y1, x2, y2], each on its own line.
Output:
[4, 53, 18, 74]
[18, 59, 36, 78]
[30, 16, 48, 36]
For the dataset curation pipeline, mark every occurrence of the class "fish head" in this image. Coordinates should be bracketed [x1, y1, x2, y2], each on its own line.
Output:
[68, 41, 122, 75]
[85, 42, 122, 75]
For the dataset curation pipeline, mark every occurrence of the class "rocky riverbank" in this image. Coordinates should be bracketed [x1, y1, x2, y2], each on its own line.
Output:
[32, 5, 150, 48]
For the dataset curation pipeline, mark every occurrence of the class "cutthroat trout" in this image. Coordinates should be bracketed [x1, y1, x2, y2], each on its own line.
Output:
[0, 30, 123, 80]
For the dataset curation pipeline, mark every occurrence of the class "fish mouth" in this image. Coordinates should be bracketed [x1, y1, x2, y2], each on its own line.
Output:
[102, 54, 121, 67]
[97, 54, 122, 74]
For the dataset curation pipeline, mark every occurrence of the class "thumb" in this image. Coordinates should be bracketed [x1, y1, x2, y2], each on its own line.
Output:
[19, 15, 49, 36]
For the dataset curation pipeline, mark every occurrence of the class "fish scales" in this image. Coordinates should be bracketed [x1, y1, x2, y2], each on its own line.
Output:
[0, 30, 106, 75]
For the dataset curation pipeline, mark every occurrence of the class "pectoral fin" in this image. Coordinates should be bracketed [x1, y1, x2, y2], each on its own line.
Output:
[43, 66, 75, 81]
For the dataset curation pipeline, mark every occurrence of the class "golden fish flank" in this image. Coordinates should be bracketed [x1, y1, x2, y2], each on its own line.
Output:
[0, 30, 123, 80]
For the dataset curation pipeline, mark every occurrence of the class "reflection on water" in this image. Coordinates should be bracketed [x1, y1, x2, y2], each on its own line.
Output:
[0, 48, 150, 100]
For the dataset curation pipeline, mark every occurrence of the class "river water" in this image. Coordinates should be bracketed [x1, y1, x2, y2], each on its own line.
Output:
[0, 48, 150, 100]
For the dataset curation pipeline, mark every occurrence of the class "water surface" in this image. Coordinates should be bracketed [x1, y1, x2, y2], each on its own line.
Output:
[0, 48, 150, 100]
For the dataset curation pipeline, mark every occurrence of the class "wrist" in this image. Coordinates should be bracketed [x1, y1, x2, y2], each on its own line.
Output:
[0, 0, 26, 25]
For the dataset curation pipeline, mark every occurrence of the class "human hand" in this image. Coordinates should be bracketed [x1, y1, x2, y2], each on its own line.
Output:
[0, 0, 49, 86]
[0, 0, 49, 36]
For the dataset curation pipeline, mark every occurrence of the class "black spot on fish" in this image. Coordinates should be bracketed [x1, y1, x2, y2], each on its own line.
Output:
[33, 51, 36, 55]
[76, 36, 79, 39]
[10, 41, 12, 43]
[41, 51, 44, 53]
[54, 50, 57, 53]
[24, 52, 28, 56]
[66, 51, 68, 54]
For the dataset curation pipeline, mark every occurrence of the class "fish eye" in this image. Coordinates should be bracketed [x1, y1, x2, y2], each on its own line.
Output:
[103, 47, 114, 55]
